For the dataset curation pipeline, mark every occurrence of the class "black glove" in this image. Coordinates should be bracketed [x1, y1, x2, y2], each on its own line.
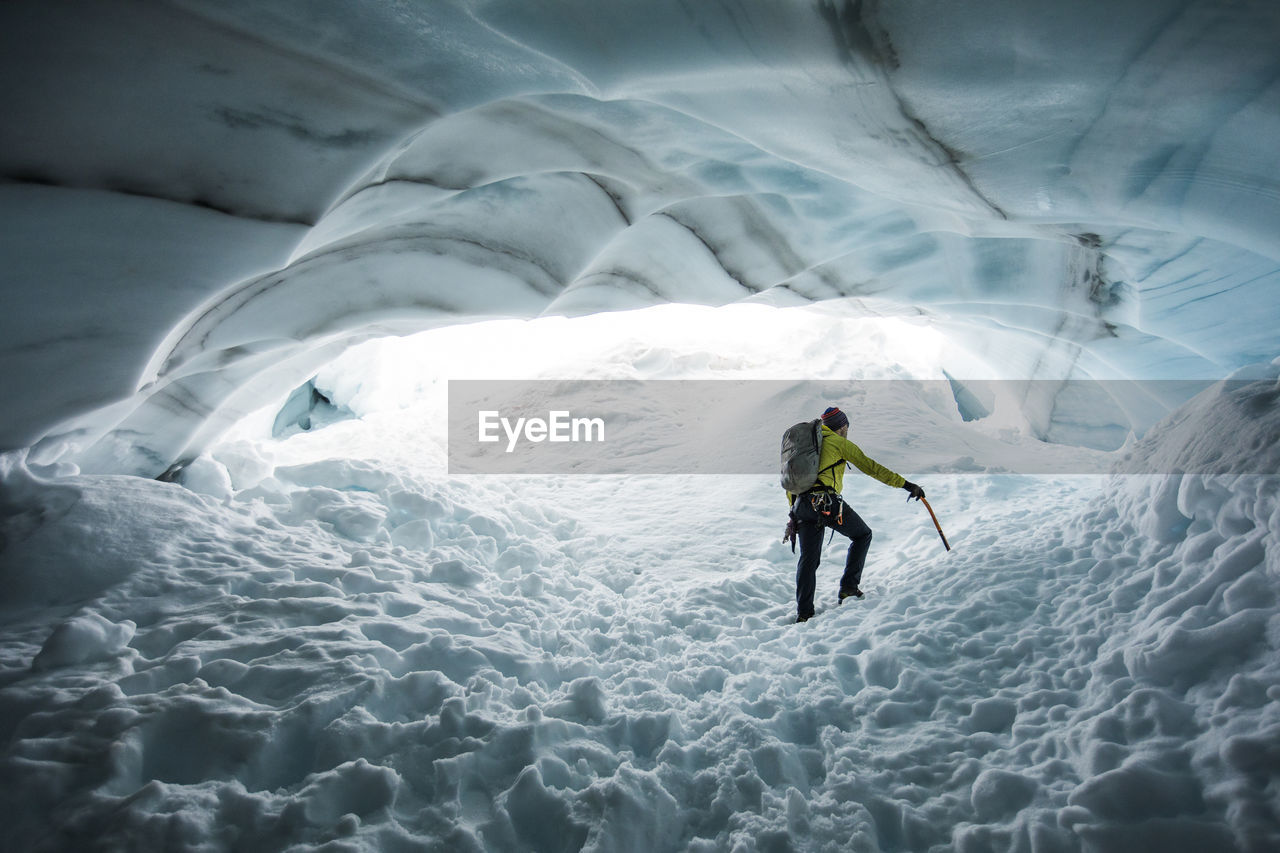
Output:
[783, 517, 797, 552]
[903, 480, 925, 501]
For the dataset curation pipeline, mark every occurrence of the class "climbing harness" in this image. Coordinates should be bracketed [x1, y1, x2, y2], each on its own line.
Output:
[807, 490, 843, 545]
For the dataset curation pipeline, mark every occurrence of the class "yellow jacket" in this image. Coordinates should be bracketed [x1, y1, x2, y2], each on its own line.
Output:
[786, 424, 905, 506]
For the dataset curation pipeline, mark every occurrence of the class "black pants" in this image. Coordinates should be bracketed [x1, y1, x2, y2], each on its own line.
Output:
[793, 492, 872, 619]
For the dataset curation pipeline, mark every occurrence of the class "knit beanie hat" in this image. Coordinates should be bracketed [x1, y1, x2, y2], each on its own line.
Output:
[821, 406, 849, 431]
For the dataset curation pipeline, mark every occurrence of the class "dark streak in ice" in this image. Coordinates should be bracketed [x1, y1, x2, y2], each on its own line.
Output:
[657, 211, 761, 295]
[0, 175, 315, 227]
[213, 107, 386, 150]
[581, 174, 633, 227]
[817, 0, 1007, 220]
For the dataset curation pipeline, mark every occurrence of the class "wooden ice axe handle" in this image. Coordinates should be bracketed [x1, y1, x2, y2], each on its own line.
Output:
[920, 496, 951, 552]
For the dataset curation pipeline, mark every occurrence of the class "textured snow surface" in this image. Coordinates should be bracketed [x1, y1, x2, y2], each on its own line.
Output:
[2, 320, 1277, 852]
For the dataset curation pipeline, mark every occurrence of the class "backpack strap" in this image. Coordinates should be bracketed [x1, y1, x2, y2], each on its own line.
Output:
[811, 420, 847, 491]
[811, 459, 845, 491]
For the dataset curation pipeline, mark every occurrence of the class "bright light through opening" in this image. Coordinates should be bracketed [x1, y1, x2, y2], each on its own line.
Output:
[315, 303, 959, 416]
[216, 303, 980, 472]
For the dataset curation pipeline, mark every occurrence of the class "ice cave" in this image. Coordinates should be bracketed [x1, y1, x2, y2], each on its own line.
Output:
[1, 1, 1278, 850]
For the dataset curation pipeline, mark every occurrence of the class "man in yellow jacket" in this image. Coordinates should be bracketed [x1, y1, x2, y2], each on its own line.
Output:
[785, 406, 925, 623]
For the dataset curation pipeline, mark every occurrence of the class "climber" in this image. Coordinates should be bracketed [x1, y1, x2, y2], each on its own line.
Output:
[783, 406, 925, 623]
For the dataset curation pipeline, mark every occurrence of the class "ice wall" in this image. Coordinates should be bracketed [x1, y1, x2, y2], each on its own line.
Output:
[2, 0, 1279, 475]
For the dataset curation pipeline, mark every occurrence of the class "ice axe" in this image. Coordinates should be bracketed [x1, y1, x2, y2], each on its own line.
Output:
[919, 496, 951, 552]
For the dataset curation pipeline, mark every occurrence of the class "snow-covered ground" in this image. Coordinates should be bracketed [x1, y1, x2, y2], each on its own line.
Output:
[1, 307, 1278, 851]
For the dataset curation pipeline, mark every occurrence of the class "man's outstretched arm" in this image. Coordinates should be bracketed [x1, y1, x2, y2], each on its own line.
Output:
[833, 434, 925, 500]
[832, 434, 905, 489]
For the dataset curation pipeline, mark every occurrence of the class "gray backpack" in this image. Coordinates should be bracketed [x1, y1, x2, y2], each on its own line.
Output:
[780, 419, 841, 492]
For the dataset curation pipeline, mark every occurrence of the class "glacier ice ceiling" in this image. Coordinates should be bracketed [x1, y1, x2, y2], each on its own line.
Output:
[2, 0, 1279, 475]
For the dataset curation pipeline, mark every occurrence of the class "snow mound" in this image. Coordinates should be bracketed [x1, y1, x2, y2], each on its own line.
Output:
[176, 455, 233, 502]
[32, 612, 136, 671]
[1115, 360, 1280, 476]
